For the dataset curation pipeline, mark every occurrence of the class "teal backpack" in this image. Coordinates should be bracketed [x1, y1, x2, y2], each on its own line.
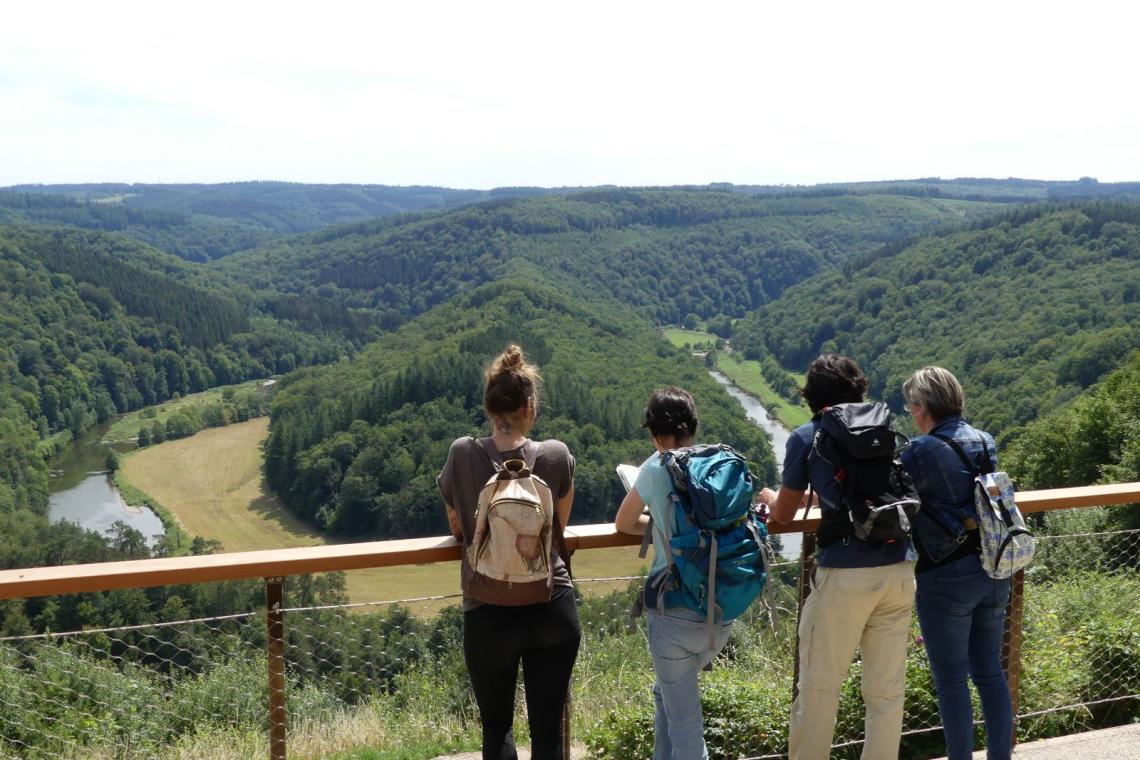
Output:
[641, 444, 772, 649]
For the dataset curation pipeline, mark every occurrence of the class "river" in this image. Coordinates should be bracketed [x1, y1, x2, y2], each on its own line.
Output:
[47, 424, 165, 547]
[708, 370, 802, 560]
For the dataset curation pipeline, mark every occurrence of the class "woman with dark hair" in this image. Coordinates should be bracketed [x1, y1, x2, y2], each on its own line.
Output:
[437, 345, 579, 760]
[759, 354, 916, 760]
[901, 366, 1011, 760]
[615, 386, 734, 760]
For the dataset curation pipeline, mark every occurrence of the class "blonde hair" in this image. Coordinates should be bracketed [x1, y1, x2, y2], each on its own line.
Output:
[902, 366, 965, 421]
[484, 344, 541, 434]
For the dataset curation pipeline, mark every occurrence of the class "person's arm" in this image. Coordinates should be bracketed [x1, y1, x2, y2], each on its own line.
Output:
[556, 482, 574, 529]
[437, 440, 463, 541]
[443, 503, 463, 541]
[760, 486, 808, 524]
[615, 486, 650, 535]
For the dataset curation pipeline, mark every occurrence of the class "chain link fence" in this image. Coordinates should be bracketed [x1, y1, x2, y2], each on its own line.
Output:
[0, 520, 1135, 759]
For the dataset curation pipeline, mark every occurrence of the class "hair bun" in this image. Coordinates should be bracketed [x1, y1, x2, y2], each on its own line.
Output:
[498, 344, 524, 372]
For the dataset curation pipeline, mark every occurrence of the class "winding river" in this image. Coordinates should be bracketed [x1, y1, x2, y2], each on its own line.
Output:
[708, 370, 802, 559]
[47, 424, 164, 547]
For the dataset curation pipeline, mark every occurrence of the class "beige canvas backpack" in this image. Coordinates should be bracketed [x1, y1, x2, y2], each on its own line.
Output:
[465, 438, 559, 605]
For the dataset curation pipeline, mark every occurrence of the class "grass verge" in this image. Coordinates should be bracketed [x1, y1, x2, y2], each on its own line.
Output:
[103, 380, 269, 443]
[662, 327, 717, 350]
[664, 326, 810, 429]
[715, 353, 811, 429]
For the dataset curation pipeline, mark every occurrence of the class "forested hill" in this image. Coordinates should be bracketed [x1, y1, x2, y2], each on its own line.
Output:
[0, 183, 497, 261]
[1005, 350, 1140, 499]
[0, 225, 350, 514]
[263, 281, 777, 538]
[217, 189, 1000, 330]
[734, 202, 1140, 444]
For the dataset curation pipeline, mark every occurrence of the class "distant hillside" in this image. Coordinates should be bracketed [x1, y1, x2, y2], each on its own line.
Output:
[218, 188, 1000, 330]
[263, 280, 778, 537]
[735, 201, 1140, 443]
[9, 178, 1136, 263]
[0, 183, 498, 261]
[722, 176, 1140, 203]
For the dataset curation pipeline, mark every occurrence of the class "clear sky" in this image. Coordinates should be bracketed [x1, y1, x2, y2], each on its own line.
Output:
[2, 0, 1138, 189]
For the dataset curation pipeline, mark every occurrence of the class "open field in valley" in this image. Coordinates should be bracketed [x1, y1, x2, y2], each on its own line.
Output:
[119, 418, 648, 608]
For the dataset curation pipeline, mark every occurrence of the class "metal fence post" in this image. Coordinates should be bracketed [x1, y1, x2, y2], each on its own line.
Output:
[1001, 568, 1026, 750]
[267, 577, 287, 760]
[791, 531, 817, 704]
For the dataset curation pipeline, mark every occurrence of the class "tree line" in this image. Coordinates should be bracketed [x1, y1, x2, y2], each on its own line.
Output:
[734, 203, 1140, 445]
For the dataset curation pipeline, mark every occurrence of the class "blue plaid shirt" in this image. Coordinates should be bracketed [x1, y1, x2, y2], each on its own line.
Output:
[900, 415, 997, 564]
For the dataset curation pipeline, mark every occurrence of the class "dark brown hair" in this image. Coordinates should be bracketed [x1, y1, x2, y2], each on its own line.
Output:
[801, 353, 869, 413]
[484, 345, 541, 427]
[642, 386, 699, 442]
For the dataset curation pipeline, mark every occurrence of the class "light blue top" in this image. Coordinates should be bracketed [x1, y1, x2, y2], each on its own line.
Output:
[634, 452, 675, 577]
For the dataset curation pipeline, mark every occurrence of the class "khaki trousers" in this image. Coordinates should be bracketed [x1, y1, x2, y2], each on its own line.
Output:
[788, 561, 916, 760]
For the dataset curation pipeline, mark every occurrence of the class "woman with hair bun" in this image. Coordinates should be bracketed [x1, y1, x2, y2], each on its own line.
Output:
[437, 345, 579, 760]
[615, 386, 733, 760]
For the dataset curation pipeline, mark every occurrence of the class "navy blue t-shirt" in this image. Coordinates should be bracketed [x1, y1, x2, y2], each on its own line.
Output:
[782, 419, 913, 568]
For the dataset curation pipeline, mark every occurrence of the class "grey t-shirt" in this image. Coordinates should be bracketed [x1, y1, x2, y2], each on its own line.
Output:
[437, 436, 575, 610]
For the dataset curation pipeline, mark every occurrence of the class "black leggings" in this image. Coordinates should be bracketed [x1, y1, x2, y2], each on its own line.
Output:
[463, 588, 581, 760]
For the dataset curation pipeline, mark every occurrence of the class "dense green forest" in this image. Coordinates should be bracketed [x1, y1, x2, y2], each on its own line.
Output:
[1006, 350, 1140, 496]
[0, 183, 531, 261]
[263, 281, 777, 536]
[217, 189, 999, 330]
[735, 202, 1140, 444]
[0, 224, 356, 519]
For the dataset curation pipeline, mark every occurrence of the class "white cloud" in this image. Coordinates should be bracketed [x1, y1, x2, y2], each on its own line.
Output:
[1, 0, 1138, 186]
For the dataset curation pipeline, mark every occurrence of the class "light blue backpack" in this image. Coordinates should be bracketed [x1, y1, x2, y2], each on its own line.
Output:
[933, 434, 1036, 579]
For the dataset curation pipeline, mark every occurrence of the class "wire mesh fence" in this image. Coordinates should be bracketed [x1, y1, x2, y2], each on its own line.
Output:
[0, 517, 1135, 759]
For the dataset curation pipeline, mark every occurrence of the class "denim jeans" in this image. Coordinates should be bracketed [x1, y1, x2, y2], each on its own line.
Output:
[463, 589, 581, 760]
[646, 607, 733, 760]
[915, 554, 1012, 760]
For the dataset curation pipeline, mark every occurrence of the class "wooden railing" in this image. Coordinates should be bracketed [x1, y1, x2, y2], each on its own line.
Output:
[0, 482, 1133, 601]
[0, 481, 1136, 759]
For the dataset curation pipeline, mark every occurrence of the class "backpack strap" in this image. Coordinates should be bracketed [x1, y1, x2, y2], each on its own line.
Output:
[930, 433, 978, 475]
[470, 436, 505, 470]
[927, 433, 985, 541]
[931, 432, 996, 475]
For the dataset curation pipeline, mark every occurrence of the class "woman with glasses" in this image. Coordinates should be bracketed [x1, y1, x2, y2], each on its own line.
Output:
[900, 366, 1012, 760]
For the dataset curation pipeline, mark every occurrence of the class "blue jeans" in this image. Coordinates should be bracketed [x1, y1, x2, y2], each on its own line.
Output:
[646, 608, 733, 760]
[915, 554, 1012, 760]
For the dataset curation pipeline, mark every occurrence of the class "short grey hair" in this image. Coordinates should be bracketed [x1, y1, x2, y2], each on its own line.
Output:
[902, 366, 965, 421]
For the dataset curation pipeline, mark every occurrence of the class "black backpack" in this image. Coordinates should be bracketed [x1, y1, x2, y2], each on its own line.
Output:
[807, 401, 920, 548]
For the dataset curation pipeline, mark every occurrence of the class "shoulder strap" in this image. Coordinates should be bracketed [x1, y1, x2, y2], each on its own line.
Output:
[931, 433, 997, 475]
[930, 433, 978, 475]
[470, 437, 503, 470]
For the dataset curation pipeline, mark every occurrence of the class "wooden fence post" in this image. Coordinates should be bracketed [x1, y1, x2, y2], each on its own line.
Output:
[267, 577, 287, 760]
[1001, 569, 1026, 750]
[791, 531, 816, 704]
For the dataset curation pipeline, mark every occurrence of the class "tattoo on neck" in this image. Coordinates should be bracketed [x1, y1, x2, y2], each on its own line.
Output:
[495, 420, 514, 434]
